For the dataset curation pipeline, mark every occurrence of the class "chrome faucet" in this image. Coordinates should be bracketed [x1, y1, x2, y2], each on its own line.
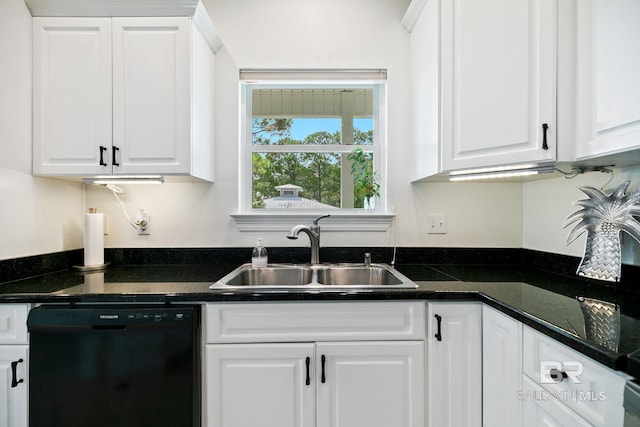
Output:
[286, 215, 330, 265]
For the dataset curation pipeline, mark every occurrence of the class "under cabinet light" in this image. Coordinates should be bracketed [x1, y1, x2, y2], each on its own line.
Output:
[449, 165, 555, 181]
[84, 176, 165, 185]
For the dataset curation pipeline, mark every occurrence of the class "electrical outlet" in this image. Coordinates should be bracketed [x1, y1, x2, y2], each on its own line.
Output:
[138, 215, 150, 235]
[427, 214, 447, 234]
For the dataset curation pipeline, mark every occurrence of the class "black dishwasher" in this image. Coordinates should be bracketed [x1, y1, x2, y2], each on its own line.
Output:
[27, 304, 200, 427]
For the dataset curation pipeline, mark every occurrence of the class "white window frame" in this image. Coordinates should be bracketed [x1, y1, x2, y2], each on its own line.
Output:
[232, 70, 394, 232]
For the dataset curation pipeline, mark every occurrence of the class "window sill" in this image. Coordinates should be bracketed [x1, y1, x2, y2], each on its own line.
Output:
[231, 211, 396, 232]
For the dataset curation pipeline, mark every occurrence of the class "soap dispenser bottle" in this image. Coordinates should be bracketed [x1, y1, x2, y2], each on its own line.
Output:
[251, 238, 268, 268]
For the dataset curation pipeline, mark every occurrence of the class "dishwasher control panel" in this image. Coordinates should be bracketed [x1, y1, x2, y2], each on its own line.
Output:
[28, 305, 197, 330]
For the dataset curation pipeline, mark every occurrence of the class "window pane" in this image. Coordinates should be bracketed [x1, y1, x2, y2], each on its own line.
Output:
[252, 118, 342, 145]
[252, 152, 342, 209]
[252, 151, 376, 209]
[353, 117, 373, 145]
[252, 118, 293, 145]
[291, 118, 341, 142]
[246, 83, 381, 211]
[348, 150, 377, 208]
[251, 88, 374, 145]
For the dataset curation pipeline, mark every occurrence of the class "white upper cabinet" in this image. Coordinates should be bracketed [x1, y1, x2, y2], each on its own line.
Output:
[406, 0, 557, 178]
[111, 17, 193, 176]
[575, 0, 640, 160]
[32, 18, 113, 176]
[31, 5, 218, 182]
[441, 0, 557, 171]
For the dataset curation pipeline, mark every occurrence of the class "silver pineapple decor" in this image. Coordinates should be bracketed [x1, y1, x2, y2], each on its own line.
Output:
[565, 181, 640, 282]
[576, 296, 620, 352]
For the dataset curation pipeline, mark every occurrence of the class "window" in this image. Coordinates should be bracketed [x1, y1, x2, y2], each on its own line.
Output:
[238, 70, 387, 217]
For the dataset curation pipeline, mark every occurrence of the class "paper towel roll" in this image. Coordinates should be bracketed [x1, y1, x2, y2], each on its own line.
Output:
[84, 272, 105, 292]
[83, 211, 104, 267]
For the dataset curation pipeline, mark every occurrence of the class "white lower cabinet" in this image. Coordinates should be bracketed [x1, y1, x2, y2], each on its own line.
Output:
[0, 346, 28, 427]
[204, 302, 425, 427]
[204, 301, 631, 427]
[315, 341, 423, 427]
[483, 305, 522, 427]
[0, 304, 29, 427]
[206, 343, 315, 427]
[522, 375, 592, 427]
[523, 326, 628, 427]
[427, 301, 482, 427]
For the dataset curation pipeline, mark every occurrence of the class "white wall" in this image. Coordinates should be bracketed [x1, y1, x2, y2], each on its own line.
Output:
[0, 0, 83, 261]
[523, 166, 640, 264]
[81, 0, 524, 250]
[9, 0, 636, 260]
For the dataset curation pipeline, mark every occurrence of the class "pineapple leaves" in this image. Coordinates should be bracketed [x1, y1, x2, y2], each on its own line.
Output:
[564, 180, 640, 282]
[565, 181, 640, 245]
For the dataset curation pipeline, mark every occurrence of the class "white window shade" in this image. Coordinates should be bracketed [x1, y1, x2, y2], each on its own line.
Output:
[240, 69, 387, 82]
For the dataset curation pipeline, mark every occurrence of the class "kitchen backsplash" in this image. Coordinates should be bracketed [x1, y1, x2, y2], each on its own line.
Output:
[2, 247, 639, 295]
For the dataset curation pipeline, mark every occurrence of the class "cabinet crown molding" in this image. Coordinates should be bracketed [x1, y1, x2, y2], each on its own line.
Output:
[25, 0, 223, 53]
[26, 0, 198, 17]
[401, 0, 428, 32]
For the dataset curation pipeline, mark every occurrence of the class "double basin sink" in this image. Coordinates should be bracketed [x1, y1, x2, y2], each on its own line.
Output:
[210, 263, 417, 290]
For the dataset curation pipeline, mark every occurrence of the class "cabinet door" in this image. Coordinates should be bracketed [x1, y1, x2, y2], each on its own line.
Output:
[575, 0, 640, 159]
[33, 18, 112, 176]
[523, 326, 627, 427]
[483, 305, 522, 427]
[316, 341, 424, 427]
[205, 343, 315, 427]
[112, 17, 192, 175]
[427, 302, 482, 427]
[0, 346, 28, 427]
[441, 0, 556, 171]
[522, 376, 592, 427]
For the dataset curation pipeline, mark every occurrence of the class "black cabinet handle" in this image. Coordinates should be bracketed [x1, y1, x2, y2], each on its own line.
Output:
[434, 314, 442, 342]
[305, 357, 311, 386]
[99, 146, 107, 166]
[11, 359, 23, 388]
[321, 355, 326, 383]
[112, 146, 120, 167]
[542, 123, 549, 150]
[549, 368, 568, 383]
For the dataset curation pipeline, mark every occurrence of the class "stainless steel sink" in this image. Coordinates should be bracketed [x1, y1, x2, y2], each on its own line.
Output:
[219, 265, 313, 287]
[210, 263, 417, 290]
[315, 265, 404, 286]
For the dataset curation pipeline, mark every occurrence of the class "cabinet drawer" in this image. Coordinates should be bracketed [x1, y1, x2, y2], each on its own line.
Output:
[205, 301, 425, 343]
[522, 375, 592, 427]
[523, 326, 627, 427]
[0, 305, 29, 345]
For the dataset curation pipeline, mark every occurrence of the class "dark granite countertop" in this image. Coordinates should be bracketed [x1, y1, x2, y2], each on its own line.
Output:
[1, 262, 639, 375]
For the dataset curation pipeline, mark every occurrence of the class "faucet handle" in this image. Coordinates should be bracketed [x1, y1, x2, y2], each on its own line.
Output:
[313, 214, 330, 225]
